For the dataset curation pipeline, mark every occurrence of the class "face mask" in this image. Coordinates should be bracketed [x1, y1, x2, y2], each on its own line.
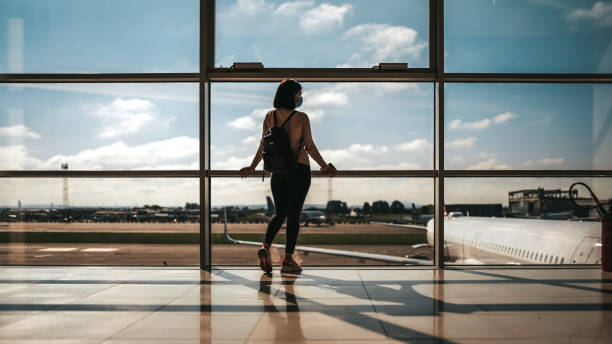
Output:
[296, 96, 303, 108]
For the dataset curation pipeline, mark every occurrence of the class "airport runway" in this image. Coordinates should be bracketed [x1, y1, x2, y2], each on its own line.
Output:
[0, 243, 433, 266]
[1, 222, 411, 234]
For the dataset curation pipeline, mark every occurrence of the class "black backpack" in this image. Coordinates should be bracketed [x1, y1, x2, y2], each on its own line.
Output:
[262, 110, 302, 173]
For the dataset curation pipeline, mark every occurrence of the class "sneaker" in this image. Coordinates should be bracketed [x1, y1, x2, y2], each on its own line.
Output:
[280, 258, 302, 274]
[257, 247, 272, 273]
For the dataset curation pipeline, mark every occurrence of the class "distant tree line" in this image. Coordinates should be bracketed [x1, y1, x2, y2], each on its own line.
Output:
[325, 200, 433, 215]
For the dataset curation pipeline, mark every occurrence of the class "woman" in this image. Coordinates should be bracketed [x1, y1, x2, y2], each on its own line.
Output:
[240, 79, 337, 273]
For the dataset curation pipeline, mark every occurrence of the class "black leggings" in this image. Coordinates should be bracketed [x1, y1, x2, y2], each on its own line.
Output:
[264, 164, 311, 254]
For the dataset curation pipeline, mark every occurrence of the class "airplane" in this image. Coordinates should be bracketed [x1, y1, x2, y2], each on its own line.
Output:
[426, 214, 601, 265]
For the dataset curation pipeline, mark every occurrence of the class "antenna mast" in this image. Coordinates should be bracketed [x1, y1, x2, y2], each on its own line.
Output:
[61, 163, 69, 209]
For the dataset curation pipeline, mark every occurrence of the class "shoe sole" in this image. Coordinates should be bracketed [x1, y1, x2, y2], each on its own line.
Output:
[280, 265, 302, 274]
[258, 248, 272, 273]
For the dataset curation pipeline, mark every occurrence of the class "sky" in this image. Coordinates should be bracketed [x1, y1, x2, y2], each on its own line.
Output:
[0, 0, 611, 207]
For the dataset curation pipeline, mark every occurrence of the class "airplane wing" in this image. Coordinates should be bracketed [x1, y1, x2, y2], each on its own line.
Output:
[222, 208, 432, 266]
[371, 221, 428, 231]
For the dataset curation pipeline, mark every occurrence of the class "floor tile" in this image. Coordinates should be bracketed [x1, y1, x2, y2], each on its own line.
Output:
[247, 312, 388, 341]
[0, 311, 151, 340]
[112, 313, 262, 340]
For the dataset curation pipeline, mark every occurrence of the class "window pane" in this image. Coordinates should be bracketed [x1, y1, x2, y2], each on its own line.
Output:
[0, 83, 198, 170]
[445, 0, 612, 73]
[0, 178, 199, 266]
[0, 0, 198, 73]
[212, 177, 433, 266]
[444, 177, 610, 265]
[211, 82, 433, 170]
[445, 83, 612, 170]
[216, 0, 429, 68]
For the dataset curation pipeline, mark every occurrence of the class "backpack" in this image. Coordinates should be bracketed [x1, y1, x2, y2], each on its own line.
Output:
[262, 110, 302, 173]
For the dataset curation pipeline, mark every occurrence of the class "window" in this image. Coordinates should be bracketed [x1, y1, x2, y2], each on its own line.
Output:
[0, 178, 199, 265]
[445, 0, 612, 73]
[445, 83, 612, 170]
[0, 83, 199, 170]
[211, 82, 433, 171]
[211, 178, 433, 265]
[0, 0, 199, 73]
[216, 0, 429, 68]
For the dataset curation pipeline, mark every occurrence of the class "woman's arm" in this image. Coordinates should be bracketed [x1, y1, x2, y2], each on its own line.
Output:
[302, 114, 327, 168]
[248, 113, 269, 169]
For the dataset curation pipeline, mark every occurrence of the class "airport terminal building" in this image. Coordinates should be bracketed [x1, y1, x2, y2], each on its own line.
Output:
[0, 0, 611, 342]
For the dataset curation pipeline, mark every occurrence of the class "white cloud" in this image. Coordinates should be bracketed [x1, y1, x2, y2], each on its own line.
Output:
[249, 108, 270, 119]
[242, 135, 259, 145]
[90, 98, 159, 138]
[446, 137, 477, 148]
[466, 158, 511, 170]
[0, 124, 41, 139]
[493, 112, 518, 124]
[0, 137, 198, 170]
[395, 138, 432, 152]
[0, 145, 44, 170]
[315, 142, 394, 169]
[368, 162, 422, 170]
[213, 155, 253, 170]
[347, 143, 388, 154]
[450, 112, 518, 130]
[341, 23, 427, 67]
[302, 90, 349, 107]
[539, 157, 564, 165]
[449, 118, 491, 130]
[275, 0, 314, 15]
[234, 0, 273, 15]
[227, 115, 257, 130]
[300, 3, 353, 33]
[522, 157, 565, 168]
[303, 108, 326, 121]
[566, 1, 612, 27]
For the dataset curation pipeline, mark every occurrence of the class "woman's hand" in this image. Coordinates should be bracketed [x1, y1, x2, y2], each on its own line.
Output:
[321, 163, 337, 178]
[239, 166, 255, 178]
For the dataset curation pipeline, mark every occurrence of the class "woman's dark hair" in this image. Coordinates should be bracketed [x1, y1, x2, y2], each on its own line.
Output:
[273, 79, 302, 109]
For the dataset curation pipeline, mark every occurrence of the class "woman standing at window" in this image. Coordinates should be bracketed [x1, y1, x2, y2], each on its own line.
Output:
[240, 79, 337, 273]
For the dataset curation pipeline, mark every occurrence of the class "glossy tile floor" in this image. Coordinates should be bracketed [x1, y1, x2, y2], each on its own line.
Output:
[0, 267, 610, 343]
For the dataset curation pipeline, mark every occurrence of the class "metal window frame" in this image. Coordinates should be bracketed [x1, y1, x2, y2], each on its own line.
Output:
[1, 0, 611, 270]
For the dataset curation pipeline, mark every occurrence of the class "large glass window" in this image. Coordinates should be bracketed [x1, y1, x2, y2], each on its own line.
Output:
[0, 178, 200, 265]
[445, 83, 612, 170]
[212, 178, 433, 265]
[0, 0, 199, 73]
[444, 177, 610, 265]
[215, 0, 429, 68]
[211, 82, 433, 170]
[0, 83, 199, 170]
[445, 0, 612, 73]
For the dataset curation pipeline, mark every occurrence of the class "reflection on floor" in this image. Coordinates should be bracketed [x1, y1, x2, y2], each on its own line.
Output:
[0, 267, 610, 343]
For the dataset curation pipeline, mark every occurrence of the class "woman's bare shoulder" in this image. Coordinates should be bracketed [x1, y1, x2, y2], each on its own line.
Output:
[296, 111, 309, 120]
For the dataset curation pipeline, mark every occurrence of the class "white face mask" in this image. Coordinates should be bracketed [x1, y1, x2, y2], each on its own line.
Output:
[296, 96, 303, 108]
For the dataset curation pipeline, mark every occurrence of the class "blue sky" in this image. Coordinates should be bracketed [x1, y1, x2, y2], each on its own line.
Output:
[1, 0, 611, 207]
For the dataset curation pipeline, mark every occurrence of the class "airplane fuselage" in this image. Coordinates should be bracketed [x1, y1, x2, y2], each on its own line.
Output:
[426, 217, 601, 265]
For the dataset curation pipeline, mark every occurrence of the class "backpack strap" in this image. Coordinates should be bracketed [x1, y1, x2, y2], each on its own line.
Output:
[273, 110, 278, 128]
[280, 110, 297, 128]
